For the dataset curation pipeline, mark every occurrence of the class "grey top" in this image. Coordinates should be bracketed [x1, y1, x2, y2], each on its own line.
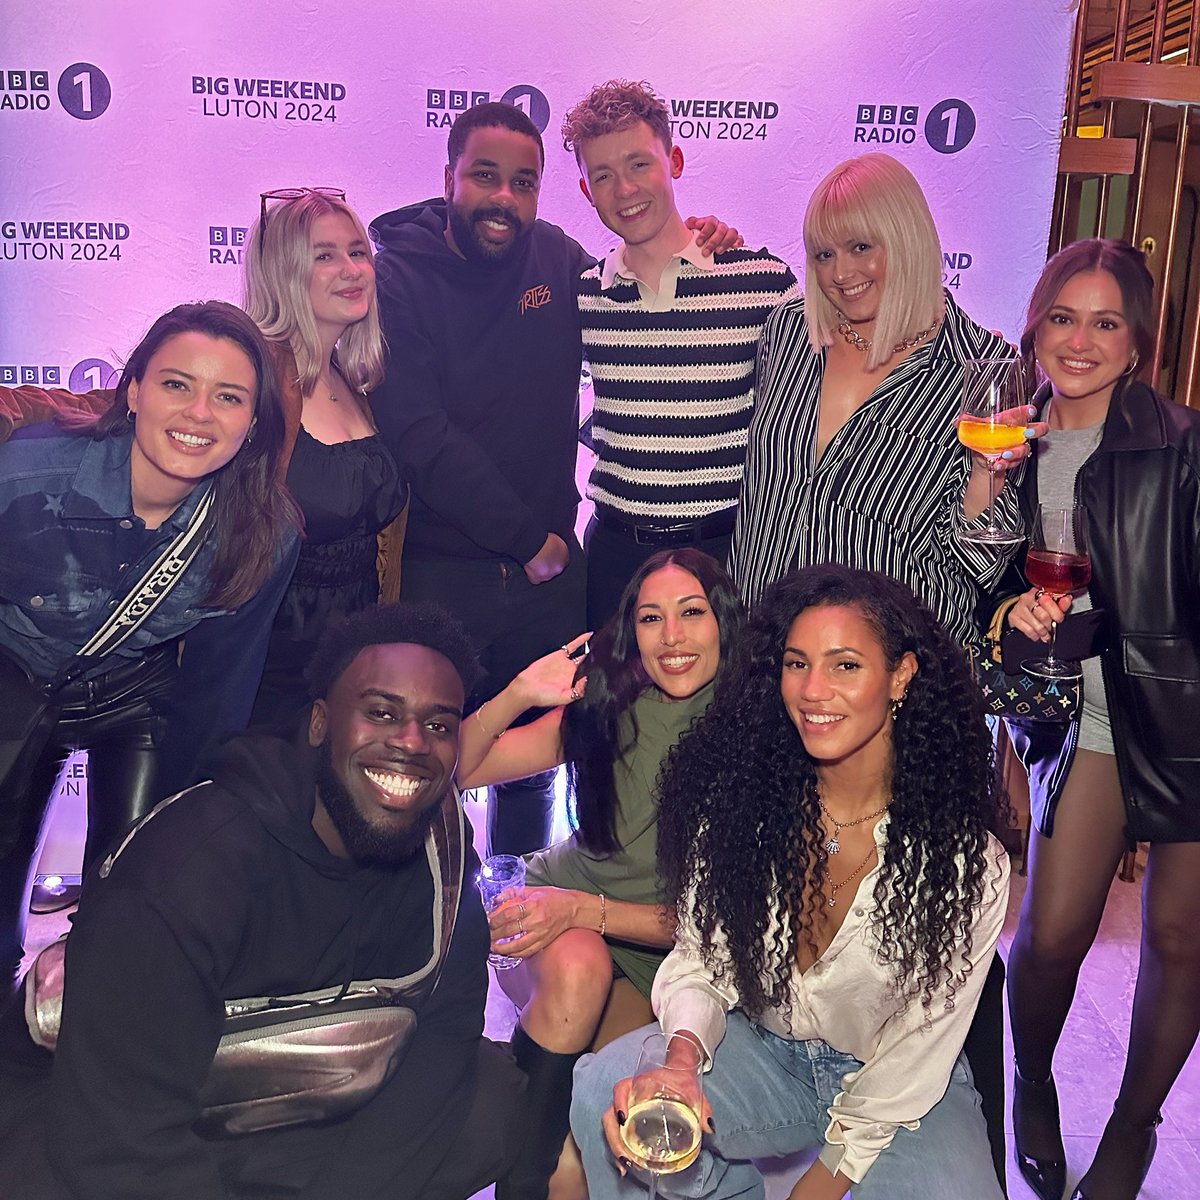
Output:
[1035, 413, 1112, 754]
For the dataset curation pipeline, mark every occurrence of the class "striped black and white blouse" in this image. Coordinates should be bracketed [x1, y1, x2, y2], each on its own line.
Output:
[730, 292, 1021, 645]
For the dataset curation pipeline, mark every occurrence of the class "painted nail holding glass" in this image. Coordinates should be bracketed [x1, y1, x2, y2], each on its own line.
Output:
[1022, 505, 1092, 681]
[621, 1031, 705, 1198]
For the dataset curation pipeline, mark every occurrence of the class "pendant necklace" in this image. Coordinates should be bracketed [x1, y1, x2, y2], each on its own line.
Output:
[816, 795, 889, 855]
[822, 844, 878, 908]
[818, 796, 890, 908]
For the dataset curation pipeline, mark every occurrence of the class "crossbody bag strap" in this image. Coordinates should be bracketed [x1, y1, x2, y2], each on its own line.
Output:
[74, 484, 216, 663]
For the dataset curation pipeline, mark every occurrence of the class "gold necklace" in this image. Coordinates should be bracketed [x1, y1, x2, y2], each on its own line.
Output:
[816, 795, 889, 855]
[835, 312, 940, 356]
[822, 842, 877, 908]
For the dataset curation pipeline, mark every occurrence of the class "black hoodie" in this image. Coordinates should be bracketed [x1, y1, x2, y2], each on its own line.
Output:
[370, 199, 593, 564]
[47, 735, 489, 1200]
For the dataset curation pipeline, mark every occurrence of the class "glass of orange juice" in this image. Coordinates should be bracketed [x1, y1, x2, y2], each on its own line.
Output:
[957, 356, 1028, 545]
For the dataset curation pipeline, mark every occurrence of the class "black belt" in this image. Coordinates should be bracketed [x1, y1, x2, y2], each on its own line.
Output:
[593, 504, 736, 547]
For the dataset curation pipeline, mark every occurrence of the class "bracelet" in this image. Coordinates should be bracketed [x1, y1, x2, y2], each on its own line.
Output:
[475, 700, 506, 741]
[597, 893, 607, 937]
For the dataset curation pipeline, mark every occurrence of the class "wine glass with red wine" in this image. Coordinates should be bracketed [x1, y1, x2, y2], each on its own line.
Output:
[1021, 505, 1091, 680]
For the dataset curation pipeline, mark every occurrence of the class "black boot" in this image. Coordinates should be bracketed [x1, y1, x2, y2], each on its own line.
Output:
[496, 1024, 583, 1200]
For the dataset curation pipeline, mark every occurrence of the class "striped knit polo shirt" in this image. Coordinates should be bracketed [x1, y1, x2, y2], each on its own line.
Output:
[578, 242, 798, 523]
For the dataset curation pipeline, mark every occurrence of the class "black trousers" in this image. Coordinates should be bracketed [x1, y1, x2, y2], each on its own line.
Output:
[0, 647, 176, 990]
[401, 543, 586, 856]
[583, 515, 733, 633]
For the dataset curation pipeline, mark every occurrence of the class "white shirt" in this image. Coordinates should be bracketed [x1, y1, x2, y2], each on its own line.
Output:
[652, 819, 1010, 1183]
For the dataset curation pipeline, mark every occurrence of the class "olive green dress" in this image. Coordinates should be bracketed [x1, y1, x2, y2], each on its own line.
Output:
[523, 682, 714, 997]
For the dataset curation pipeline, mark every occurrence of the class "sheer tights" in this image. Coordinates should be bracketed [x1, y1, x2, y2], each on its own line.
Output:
[1008, 749, 1200, 1198]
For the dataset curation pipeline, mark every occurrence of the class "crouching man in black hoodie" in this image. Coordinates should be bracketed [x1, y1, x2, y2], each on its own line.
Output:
[0, 602, 526, 1200]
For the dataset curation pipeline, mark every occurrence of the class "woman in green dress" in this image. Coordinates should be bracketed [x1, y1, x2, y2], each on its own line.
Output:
[456, 547, 743, 1200]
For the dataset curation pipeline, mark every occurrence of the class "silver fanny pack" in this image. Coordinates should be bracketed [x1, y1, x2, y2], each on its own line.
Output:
[27, 785, 466, 1137]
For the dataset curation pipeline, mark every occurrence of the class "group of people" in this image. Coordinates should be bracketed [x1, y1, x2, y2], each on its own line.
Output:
[0, 77, 1195, 1200]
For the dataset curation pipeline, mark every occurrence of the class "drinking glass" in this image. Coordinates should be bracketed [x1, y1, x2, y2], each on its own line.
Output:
[957, 356, 1028, 546]
[1021, 505, 1092, 680]
[475, 854, 525, 970]
[620, 1031, 705, 1198]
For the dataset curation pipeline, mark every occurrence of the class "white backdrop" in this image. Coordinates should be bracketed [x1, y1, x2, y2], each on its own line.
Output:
[1, 0, 1076, 392]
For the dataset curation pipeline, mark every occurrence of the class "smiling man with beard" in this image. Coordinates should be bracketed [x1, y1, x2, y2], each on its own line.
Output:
[0, 603, 527, 1200]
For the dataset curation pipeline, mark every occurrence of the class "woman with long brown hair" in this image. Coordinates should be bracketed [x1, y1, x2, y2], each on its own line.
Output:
[0, 300, 299, 991]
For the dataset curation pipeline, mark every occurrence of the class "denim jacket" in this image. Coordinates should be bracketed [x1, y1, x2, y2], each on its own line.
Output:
[0, 426, 298, 793]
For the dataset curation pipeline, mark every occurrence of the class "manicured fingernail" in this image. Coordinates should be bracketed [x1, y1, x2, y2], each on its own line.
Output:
[1001, 450, 1015, 461]
[616, 1110, 626, 1126]
[707, 1116, 716, 1133]
[1023, 426, 1037, 438]
[1028, 406, 1037, 415]
[618, 1156, 631, 1175]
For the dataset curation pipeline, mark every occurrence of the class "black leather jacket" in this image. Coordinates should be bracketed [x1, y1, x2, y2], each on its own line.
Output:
[994, 380, 1200, 842]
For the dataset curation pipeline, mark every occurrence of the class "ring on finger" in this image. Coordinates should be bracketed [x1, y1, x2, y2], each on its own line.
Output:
[561, 644, 572, 657]
[516, 902, 527, 919]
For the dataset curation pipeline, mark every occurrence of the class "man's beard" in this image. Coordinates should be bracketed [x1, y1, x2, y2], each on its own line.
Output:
[446, 201, 528, 266]
[315, 742, 439, 866]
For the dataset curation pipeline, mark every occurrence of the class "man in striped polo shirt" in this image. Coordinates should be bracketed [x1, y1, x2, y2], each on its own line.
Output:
[563, 80, 798, 627]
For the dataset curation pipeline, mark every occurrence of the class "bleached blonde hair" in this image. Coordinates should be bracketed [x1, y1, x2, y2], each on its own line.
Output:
[803, 153, 945, 370]
[244, 191, 385, 396]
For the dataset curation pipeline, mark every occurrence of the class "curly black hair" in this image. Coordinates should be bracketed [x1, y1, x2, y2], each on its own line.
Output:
[562, 548, 744, 855]
[306, 601, 482, 701]
[657, 564, 1004, 1016]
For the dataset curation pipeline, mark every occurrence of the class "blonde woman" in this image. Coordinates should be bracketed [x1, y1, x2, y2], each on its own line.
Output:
[243, 188, 406, 725]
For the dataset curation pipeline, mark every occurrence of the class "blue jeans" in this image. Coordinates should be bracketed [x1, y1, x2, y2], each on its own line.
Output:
[571, 1015, 1004, 1200]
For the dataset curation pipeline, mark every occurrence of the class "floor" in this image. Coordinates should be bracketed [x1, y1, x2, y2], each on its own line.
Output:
[21, 790, 1200, 1198]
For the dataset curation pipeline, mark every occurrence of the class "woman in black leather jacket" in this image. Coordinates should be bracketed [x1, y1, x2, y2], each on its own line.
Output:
[995, 239, 1200, 1200]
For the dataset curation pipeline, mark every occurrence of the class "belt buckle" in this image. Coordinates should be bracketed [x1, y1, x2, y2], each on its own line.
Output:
[633, 521, 690, 546]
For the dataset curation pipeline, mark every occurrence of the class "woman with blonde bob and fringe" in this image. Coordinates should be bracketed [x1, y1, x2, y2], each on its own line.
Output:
[730, 153, 1040, 649]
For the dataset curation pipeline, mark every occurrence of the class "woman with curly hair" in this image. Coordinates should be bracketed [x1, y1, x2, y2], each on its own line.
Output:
[571, 564, 1010, 1199]
[455, 548, 743, 1200]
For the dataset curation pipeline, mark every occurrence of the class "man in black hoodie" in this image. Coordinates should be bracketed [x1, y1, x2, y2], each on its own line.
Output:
[0, 603, 525, 1200]
[371, 101, 590, 861]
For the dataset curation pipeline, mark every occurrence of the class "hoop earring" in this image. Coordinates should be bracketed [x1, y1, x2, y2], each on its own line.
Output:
[125, 409, 135, 423]
[1122, 351, 1140, 377]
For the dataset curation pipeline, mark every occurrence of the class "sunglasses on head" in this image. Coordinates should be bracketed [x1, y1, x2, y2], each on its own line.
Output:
[258, 186, 348, 250]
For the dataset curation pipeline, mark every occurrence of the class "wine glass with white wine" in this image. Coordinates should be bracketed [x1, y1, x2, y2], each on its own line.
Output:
[620, 1031, 705, 1198]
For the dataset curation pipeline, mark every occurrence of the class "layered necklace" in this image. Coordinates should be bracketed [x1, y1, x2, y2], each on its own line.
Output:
[817, 795, 890, 908]
[835, 312, 940, 356]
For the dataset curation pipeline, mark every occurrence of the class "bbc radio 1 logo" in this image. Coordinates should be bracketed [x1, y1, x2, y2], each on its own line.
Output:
[208, 224, 247, 265]
[0, 63, 111, 119]
[854, 98, 976, 154]
[425, 84, 550, 133]
[1, 358, 119, 392]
